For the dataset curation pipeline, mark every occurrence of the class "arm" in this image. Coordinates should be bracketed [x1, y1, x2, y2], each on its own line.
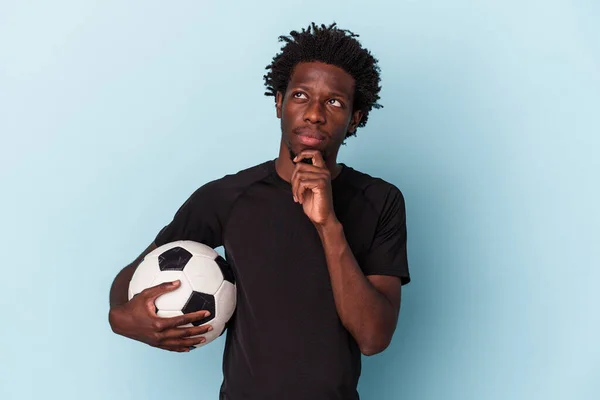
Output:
[109, 181, 226, 351]
[290, 150, 406, 356]
[109, 241, 157, 308]
[316, 222, 401, 356]
[108, 241, 212, 352]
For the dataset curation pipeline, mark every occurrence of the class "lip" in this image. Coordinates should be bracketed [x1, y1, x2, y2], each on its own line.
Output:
[294, 127, 326, 146]
[297, 135, 324, 146]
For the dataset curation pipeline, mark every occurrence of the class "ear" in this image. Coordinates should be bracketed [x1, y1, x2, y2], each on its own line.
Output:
[276, 91, 283, 119]
[348, 109, 363, 134]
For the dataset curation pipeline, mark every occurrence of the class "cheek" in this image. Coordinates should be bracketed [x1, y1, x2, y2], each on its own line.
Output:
[334, 112, 352, 131]
[282, 103, 302, 125]
[280, 106, 295, 134]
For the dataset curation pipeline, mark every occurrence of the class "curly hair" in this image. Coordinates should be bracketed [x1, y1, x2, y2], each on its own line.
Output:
[263, 22, 383, 139]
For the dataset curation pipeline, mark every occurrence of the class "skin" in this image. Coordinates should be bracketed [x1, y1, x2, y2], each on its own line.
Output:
[275, 62, 402, 355]
[109, 61, 402, 356]
[109, 243, 211, 352]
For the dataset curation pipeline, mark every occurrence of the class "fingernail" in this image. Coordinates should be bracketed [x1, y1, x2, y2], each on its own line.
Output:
[208, 326, 213, 331]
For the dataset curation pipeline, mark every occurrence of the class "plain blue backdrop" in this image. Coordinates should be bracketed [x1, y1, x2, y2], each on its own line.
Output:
[1, 1, 598, 399]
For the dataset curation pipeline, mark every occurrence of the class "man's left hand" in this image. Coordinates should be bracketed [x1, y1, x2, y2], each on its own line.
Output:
[291, 150, 338, 227]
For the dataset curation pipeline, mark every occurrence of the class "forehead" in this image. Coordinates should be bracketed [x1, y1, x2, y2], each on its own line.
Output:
[288, 62, 355, 98]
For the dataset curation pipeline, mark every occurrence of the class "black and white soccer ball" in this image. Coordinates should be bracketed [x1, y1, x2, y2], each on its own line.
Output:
[128, 240, 236, 348]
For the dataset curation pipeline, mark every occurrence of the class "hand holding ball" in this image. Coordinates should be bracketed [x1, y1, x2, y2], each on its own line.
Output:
[128, 241, 237, 350]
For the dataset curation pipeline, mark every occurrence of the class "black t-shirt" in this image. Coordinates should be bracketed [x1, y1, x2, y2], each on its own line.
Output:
[154, 159, 410, 400]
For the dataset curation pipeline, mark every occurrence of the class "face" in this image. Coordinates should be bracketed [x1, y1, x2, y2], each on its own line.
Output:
[276, 62, 363, 162]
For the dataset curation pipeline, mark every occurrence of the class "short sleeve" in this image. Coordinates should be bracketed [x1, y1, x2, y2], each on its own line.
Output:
[154, 182, 224, 249]
[361, 186, 410, 285]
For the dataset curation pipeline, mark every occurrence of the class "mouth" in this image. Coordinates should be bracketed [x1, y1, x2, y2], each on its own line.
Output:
[293, 126, 326, 146]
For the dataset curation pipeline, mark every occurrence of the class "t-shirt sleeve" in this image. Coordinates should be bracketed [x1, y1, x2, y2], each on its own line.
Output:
[361, 185, 411, 285]
[154, 182, 224, 249]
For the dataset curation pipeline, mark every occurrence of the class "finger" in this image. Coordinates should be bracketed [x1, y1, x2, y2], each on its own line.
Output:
[143, 280, 181, 300]
[297, 179, 305, 204]
[294, 150, 325, 168]
[160, 334, 208, 348]
[291, 168, 308, 204]
[160, 324, 214, 340]
[291, 165, 299, 202]
[157, 345, 190, 353]
[293, 162, 325, 174]
[293, 171, 329, 204]
[158, 309, 212, 330]
[291, 166, 310, 203]
[298, 178, 326, 203]
[291, 159, 329, 203]
[298, 178, 323, 191]
[293, 149, 321, 164]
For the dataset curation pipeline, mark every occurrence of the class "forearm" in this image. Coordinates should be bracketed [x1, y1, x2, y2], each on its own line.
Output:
[316, 220, 397, 355]
[109, 264, 136, 308]
[110, 242, 157, 308]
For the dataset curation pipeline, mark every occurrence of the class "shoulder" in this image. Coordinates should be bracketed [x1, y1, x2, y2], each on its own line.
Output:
[196, 160, 273, 195]
[175, 160, 272, 214]
[340, 165, 405, 207]
[168, 160, 272, 222]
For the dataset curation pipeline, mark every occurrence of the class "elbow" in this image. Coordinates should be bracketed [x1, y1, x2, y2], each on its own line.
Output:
[359, 336, 392, 356]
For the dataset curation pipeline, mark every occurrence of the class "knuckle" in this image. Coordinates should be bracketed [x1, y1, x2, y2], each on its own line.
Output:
[151, 332, 162, 345]
[151, 319, 163, 331]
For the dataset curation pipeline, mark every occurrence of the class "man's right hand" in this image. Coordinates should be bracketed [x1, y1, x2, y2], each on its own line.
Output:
[108, 280, 213, 352]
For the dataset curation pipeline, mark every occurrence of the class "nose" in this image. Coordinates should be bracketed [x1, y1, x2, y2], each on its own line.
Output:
[303, 99, 326, 125]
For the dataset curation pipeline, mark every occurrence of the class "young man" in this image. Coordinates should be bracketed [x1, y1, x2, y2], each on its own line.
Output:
[109, 22, 411, 400]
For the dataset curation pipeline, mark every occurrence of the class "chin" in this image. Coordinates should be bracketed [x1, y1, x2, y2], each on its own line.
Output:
[283, 131, 329, 161]
[287, 144, 328, 163]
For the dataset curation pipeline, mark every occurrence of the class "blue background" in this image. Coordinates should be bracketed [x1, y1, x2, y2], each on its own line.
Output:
[1, 1, 599, 399]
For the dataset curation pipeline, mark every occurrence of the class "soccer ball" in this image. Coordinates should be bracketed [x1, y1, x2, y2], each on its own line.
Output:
[128, 240, 236, 348]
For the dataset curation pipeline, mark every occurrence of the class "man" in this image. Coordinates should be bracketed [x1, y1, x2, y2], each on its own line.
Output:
[108, 22, 410, 400]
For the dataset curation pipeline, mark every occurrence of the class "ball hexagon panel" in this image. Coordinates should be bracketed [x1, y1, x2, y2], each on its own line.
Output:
[215, 255, 235, 284]
[183, 256, 225, 295]
[158, 246, 193, 271]
[196, 283, 236, 343]
[145, 240, 189, 258]
[156, 310, 182, 319]
[214, 280, 236, 320]
[158, 310, 222, 349]
[179, 240, 220, 259]
[196, 315, 228, 345]
[182, 291, 216, 326]
[151, 270, 193, 311]
[128, 256, 161, 300]
[128, 241, 237, 348]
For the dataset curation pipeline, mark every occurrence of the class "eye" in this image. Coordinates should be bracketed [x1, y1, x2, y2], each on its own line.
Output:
[328, 99, 343, 108]
[293, 92, 307, 99]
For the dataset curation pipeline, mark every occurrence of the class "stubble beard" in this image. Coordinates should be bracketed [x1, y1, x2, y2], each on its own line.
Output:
[285, 132, 328, 164]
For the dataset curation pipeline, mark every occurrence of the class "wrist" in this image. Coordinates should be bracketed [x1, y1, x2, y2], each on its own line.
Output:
[315, 217, 343, 239]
